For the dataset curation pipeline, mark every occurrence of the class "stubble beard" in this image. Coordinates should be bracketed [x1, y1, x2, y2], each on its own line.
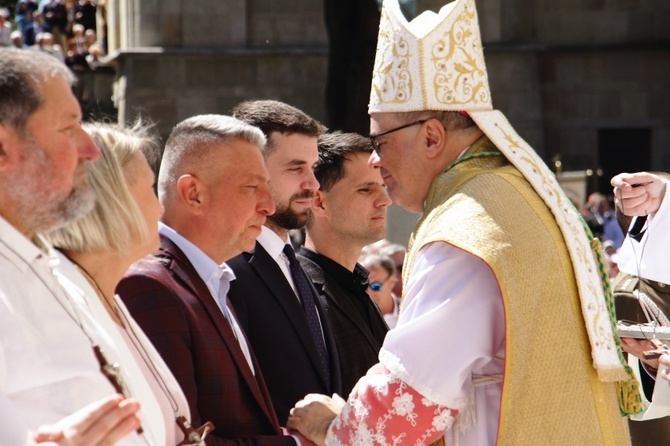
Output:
[7, 140, 95, 234]
[364, 225, 387, 246]
[266, 191, 313, 231]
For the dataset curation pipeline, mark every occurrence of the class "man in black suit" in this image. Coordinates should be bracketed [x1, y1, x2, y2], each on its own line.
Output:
[228, 101, 342, 424]
[298, 133, 391, 396]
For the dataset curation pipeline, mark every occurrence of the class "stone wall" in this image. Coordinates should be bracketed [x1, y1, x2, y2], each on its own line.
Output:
[105, 0, 670, 245]
[108, 0, 329, 142]
[114, 49, 328, 139]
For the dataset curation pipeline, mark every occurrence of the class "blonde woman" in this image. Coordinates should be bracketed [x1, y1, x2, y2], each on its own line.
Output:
[45, 122, 209, 445]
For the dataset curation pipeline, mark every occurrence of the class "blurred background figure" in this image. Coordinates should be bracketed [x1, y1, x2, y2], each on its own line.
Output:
[14, 0, 39, 44]
[583, 192, 624, 249]
[378, 242, 406, 298]
[84, 28, 102, 53]
[71, 23, 86, 52]
[75, 0, 97, 33]
[42, 0, 68, 49]
[10, 30, 25, 48]
[359, 252, 399, 329]
[0, 8, 12, 47]
[31, 31, 65, 62]
[360, 238, 389, 256]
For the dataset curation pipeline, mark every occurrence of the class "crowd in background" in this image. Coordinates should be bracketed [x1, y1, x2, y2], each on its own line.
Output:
[581, 192, 626, 278]
[1, 0, 107, 101]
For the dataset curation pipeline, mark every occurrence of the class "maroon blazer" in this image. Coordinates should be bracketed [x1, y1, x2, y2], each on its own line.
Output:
[116, 235, 295, 445]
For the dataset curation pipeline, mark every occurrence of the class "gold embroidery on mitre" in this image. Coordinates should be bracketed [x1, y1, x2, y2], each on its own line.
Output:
[371, 7, 414, 106]
[372, 9, 412, 103]
[431, 2, 490, 107]
[369, 0, 493, 113]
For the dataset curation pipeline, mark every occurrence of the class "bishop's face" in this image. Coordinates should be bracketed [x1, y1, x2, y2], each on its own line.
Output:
[368, 113, 434, 214]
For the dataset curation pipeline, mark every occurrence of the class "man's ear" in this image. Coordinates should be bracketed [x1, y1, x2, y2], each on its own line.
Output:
[176, 174, 205, 215]
[311, 190, 327, 217]
[423, 118, 446, 160]
[0, 124, 17, 172]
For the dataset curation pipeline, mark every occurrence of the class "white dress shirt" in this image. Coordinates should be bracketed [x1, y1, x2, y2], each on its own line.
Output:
[159, 223, 255, 374]
[257, 226, 299, 298]
[0, 215, 160, 445]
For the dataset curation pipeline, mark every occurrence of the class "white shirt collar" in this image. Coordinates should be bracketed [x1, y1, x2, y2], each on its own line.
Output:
[0, 214, 49, 272]
[158, 223, 236, 301]
[257, 225, 292, 262]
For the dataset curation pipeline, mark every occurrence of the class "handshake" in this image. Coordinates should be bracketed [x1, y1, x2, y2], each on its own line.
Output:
[285, 393, 346, 446]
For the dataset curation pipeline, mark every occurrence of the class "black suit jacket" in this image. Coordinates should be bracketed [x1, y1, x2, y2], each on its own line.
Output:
[117, 235, 294, 445]
[298, 251, 388, 396]
[228, 242, 342, 424]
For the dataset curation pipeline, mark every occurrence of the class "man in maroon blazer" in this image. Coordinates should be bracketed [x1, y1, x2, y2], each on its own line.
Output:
[117, 114, 306, 445]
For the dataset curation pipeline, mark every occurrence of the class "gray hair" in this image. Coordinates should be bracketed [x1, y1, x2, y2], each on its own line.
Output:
[391, 110, 476, 132]
[0, 48, 74, 133]
[158, 114, 266, 203]
[378, 242, 406, 258]
[360, 252, 395, 277]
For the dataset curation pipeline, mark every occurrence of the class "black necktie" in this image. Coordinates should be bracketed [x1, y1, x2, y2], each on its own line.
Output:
[283, 244, 331, 386]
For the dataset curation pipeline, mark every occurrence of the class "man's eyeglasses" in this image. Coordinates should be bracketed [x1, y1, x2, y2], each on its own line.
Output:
[369, 119, 428, 154]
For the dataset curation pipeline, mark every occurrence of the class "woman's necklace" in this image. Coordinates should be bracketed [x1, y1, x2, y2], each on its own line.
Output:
[117, 302, 215, 445]
[71, 262, 124, 327]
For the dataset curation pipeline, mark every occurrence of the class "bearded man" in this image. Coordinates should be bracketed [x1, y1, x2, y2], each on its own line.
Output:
[228, 100, 343, 424]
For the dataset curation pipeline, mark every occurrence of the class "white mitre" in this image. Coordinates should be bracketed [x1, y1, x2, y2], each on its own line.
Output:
[369, 0, 490, 113]
[369, 0, 635, 387]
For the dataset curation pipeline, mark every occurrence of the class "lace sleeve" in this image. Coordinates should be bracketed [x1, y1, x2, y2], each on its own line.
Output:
[326, 364, 457, 446]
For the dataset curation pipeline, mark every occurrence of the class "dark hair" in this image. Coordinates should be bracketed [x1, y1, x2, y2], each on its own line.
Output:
[315, 132, 373, 192]
[0, 48, 74, 133]
[231, 100, 326, 155]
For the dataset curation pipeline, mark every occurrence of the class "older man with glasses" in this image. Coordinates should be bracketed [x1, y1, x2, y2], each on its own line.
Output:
[287, 0, 636, 445]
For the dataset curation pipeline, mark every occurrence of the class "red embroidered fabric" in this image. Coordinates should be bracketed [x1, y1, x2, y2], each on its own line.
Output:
[327, 364, 457, 445]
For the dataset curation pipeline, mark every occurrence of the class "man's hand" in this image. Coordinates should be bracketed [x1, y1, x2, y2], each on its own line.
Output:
[659, 353, 670, 381]
[32, 394, 141, 445]
[287, 394, 346, 446]
[620, 337, 661, 370]
[611, 172, 667, 216]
